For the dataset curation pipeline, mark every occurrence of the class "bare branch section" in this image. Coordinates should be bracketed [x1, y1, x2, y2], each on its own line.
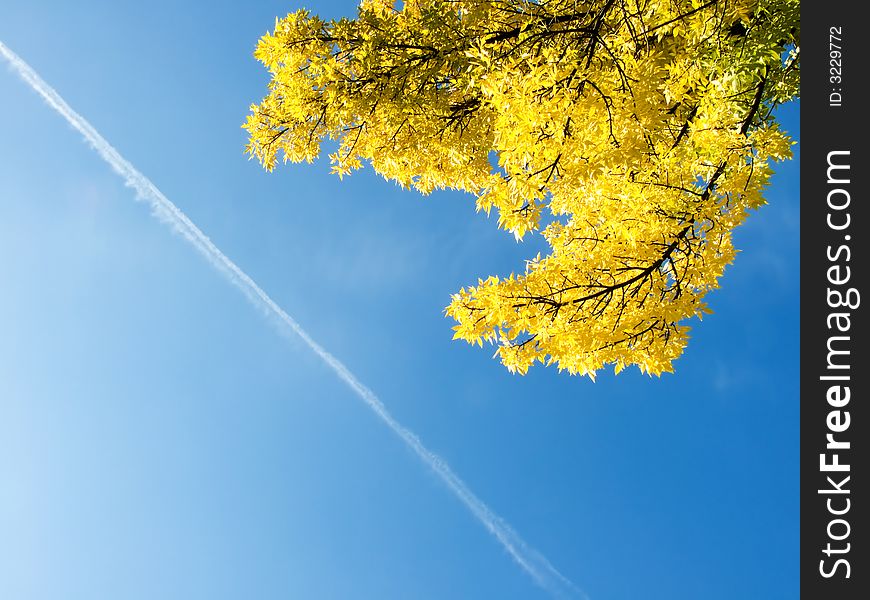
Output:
[245, 0, 800, 377]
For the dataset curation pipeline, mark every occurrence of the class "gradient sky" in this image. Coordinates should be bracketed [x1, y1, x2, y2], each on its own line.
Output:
[1, 2, 799, 599]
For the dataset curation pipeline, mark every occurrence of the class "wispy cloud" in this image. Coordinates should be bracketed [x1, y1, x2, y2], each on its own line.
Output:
[1, 41, 584, 600]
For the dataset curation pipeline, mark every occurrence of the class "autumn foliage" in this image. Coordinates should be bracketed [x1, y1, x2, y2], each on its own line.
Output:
[244, 0, 800, 377]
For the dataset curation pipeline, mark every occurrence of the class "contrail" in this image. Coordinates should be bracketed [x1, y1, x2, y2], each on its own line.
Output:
[1, 40, 584, 600]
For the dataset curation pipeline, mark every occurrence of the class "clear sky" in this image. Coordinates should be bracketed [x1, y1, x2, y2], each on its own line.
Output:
[1, 2, 799, 599]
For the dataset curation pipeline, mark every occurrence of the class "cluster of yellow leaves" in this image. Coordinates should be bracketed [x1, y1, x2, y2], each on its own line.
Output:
[244, 0, 800, 377]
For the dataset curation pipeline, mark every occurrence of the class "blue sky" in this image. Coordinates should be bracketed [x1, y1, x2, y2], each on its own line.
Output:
[1, 2, 799, 599]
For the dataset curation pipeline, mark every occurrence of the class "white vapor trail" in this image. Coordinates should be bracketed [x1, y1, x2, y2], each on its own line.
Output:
[1, 41, 584, 600]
